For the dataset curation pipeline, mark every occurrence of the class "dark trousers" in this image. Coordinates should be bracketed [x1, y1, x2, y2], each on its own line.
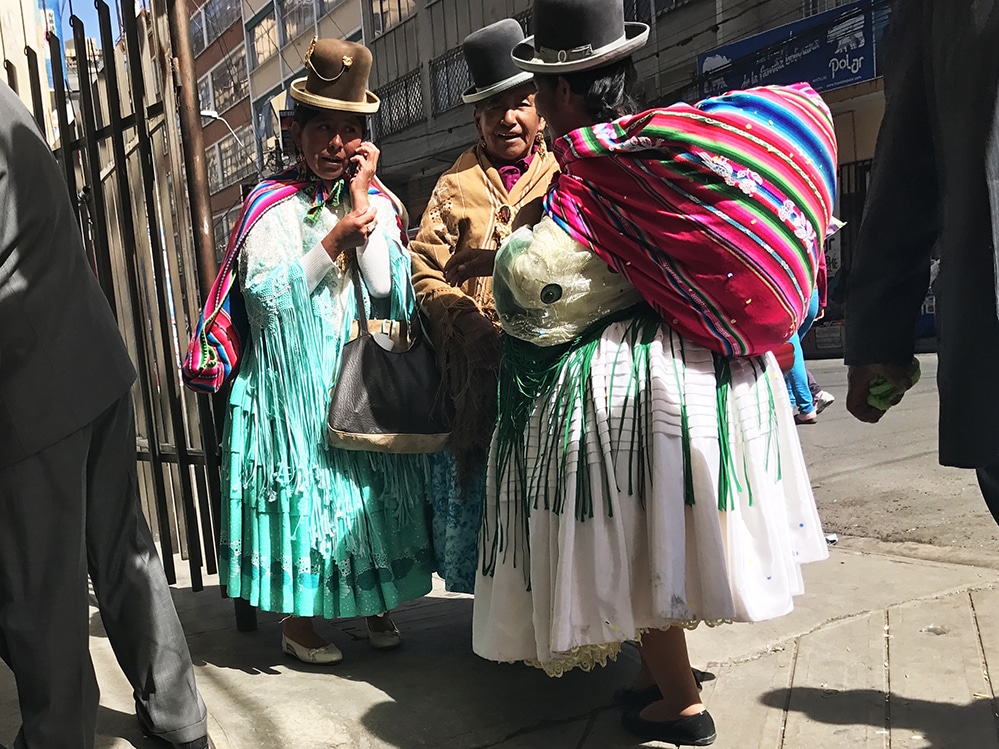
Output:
[0, 394, 207, 748]
[87, 395, 207, 746]
[0, 409, 96, 748]
[976, 458, 999, 527]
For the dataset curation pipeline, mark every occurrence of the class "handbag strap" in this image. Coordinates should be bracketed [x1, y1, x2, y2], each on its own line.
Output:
[350, 258, 372, 338]
[349, 255, 430, 345]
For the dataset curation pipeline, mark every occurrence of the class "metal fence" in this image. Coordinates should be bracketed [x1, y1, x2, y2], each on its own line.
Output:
[429, 47, 471, 115]
[514, 8, 532, 35]
[5, 2, 222, 591]
[373, 68, 425, 136]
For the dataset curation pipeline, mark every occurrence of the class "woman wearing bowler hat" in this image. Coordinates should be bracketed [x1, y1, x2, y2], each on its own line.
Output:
[473, 0, 836, 745]
[218, 38, 436, 664]
[410, 19, 558, 593]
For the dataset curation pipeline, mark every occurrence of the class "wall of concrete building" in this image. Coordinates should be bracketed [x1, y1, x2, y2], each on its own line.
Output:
[717, 0, 802, 45]
[251, 46, 284, 94]
[195, 19, 252, 217]
[631, 0, 720, 102]
[0, 0, 31, 107]
[190, 0, 254, 253]
[319, 1, 362, 41]
[365, 0, 532, 215]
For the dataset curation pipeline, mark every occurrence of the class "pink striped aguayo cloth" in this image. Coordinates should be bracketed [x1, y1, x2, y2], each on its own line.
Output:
[544, 82, 837, 357]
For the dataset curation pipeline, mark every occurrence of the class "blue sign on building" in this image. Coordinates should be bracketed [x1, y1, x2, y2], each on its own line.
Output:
[40, 0, 64, 90]
[697, 0, 890, 97]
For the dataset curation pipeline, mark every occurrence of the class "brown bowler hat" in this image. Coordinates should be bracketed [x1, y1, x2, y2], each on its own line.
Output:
[290, 37, 380, 114]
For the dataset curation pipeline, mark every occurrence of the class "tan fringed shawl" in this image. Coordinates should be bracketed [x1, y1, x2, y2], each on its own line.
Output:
[411, 142, 559, 473]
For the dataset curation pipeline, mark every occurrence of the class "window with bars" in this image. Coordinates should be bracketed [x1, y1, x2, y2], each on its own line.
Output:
[429, 48, 471, 115]
[205, 145, 222, 193]
[373, 68, 425, 136]
[197, 75, 213, 117]
[255, 96, 276, 141]
[280, 0, 315, 43]
[190, 11, 207, 56]
[213, 204, 243, 256]
[369, 0, 415, 36]
[203, 0, 241, 42]
[248, 11, 279, 69]
[514, 9, 531, 35]
[623, 0, 693, 23]
[190, 0, 240, 57]
[210, 45, 249, 114]
[219, 124, 256, 187]
[802, 0, 851, 17]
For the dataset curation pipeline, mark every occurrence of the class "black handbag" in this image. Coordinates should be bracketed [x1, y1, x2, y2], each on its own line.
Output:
[326, 263, 452, 453]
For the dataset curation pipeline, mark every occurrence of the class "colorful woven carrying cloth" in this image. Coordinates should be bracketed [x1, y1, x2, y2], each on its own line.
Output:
[181, 170, 406, 393]
[544, 82, 837, 357]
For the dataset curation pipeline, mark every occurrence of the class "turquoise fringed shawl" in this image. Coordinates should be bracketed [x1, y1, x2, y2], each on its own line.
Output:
[224, 194, 432, 562]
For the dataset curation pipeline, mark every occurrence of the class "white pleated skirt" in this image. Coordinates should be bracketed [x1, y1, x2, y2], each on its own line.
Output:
[472, 320, 828, 676]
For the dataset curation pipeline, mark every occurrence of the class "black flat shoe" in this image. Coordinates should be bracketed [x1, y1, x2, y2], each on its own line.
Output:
[613, 668, 713, 708]
[621, 709, 716, 746]
[692, 667, 715, 687]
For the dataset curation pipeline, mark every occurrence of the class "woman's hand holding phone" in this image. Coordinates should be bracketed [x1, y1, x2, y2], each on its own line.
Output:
[320, 141, 380, 260]
[349, 141, 379, 208]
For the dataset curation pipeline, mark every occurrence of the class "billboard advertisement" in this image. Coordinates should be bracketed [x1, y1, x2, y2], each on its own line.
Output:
[697, 1, 890, 96]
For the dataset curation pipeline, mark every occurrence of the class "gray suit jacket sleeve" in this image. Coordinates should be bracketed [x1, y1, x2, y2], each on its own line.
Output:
[0, 82, 136, 466]
[844, 0, 937, 365]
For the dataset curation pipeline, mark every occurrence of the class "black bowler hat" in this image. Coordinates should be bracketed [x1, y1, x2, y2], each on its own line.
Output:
[512, 0, 649, 73]
[462, 19, 535, 105]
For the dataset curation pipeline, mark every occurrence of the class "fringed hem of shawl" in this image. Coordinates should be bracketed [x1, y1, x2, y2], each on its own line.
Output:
[483, 311, 782, 579]
[224, 225, 431, 562]
[316, 449, 434, 559]
[432, 307, 502, 478]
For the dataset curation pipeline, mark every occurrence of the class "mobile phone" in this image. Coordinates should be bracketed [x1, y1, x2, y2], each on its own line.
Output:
[345, 159, 359, 181]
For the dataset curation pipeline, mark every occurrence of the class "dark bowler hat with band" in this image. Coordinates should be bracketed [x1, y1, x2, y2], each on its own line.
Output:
[512, 0, 649, 73]
[462, 19, 535, 104]
[290, 37, 380, 113]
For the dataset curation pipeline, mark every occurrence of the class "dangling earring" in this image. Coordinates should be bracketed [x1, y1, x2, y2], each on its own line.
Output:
[534, 129, 547, 154]
[296, 151, 308, 178]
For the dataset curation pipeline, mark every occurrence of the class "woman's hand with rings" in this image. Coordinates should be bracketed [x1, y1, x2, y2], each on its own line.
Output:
[444, 249, 498, 287]
[322, 204, 379, 257]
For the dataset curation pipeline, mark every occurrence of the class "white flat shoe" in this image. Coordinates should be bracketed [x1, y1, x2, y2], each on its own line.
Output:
[282, 633, 343, 664]
[366, 619, 402, 650]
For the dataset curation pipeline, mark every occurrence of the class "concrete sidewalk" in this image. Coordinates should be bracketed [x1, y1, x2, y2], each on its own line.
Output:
[3, 540, 999, 748]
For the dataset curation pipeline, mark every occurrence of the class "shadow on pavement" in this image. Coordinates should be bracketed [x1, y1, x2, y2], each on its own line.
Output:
[344, 598, 638, 748]
[186, 592, 643, 748]
[95, 704, 148, 749]
[760, 687, 995, 748]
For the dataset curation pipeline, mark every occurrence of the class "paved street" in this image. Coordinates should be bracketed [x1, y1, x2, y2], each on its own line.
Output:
[802, 356, 999, 560]
[4, 353, 999, 749]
